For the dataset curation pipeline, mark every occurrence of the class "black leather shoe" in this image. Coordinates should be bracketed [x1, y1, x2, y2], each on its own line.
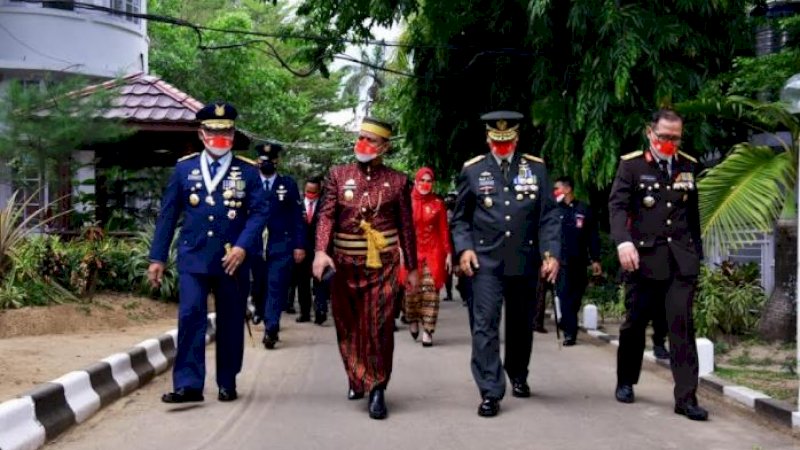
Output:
[511, 381, 531, 398]
[368, 389, 387, 420]
[348, 388, 365, 400]
[615, 384, 635, 404]
[477, 398, 500, 417]
[284, 307, 297, 314]
[161, 388, 203, 403]
[262, 333, 278, 350]
[296, 315, 311, 323]
[533, 326, 548, 334]
[563, 335, 577, 346]
[675, 403, 709, 421]
[314, 313, 327, 325]
[653, 344, 670, 360]
[218, 388, 238, 402]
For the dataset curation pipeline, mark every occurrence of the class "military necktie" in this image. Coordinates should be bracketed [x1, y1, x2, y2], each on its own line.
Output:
[210, 160, 220, 178]
[659, 160, 670, 178]
[500, 159, 509, 181]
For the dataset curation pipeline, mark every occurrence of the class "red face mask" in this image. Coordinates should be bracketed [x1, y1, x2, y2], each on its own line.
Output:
[201, 130, 234, 154]
[416, 180, 433, 195]
[305, 191, 319, 200]
[651, 137, 678, 157]
[489, 140, 516, 157]
[553, 188, 565, 203]
[354, 139, 382, 162]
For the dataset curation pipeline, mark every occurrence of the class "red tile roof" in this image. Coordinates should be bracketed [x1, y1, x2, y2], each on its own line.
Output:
[60, 72, 205, 123]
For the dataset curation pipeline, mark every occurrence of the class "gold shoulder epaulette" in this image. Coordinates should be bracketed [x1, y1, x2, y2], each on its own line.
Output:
[679, 151, 698, 163]
[620, 150, 643, 161]
[235, 155, 256, 165]
[177, 152, 199, 162]
[522, 154, 544, 164]
[463, 154, 486, 168]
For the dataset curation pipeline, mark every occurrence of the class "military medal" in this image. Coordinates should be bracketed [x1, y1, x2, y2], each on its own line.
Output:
[189, 193, 200, 206]
[516, 193, 523, 201]
[529, 194, 535, 200]
[227, 210, 237, 220]
[643, 195, 655, 208]
[223, 190, 234, 200]
[484, 196, 493, 208]
[200, 152, 231, 208]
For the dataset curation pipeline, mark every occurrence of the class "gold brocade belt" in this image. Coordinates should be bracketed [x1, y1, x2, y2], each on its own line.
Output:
[333, 227, 399, 266]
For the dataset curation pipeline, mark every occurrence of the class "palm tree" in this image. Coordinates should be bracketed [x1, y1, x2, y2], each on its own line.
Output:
[340, 45, 387, 119]
[680, 96, 798, 341]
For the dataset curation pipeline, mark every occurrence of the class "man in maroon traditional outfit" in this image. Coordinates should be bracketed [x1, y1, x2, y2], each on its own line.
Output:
[312, 117, 418, 420]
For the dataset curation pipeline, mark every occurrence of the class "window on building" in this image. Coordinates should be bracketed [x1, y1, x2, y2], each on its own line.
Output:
[111, 0, 140, 24]
[42, 1, 75, 10]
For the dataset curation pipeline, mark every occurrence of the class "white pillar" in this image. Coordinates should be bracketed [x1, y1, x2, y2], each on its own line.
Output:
[72, 150, 95, 225]
[696, 337, 714, 377]
[582, 304, 598, 330]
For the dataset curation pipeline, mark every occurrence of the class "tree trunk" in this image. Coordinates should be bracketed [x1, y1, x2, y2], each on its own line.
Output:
[758, 219, 797, 342]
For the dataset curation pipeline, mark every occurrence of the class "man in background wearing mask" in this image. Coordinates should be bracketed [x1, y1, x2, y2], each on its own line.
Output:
[251, 142, 305, 350]
[312, 117, 418, 420]
[450, 110, 561, 418]
[609, 108, 707, 421]
[552, 176, 601, 346]
[148, 102, 269, 403]
[292, 175, 329, 325]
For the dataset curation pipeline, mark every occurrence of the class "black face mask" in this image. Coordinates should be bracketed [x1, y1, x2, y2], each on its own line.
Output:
[260, 160, 276, 176]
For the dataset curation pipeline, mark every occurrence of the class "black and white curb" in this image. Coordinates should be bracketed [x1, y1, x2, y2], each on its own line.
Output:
[0, 313, 218, 450]
[579, 304, 798, 431]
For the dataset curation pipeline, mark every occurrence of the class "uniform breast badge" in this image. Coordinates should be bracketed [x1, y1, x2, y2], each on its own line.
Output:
[643, 195, 656, 208]
[478, 171, 495, 208]
[277, 185, 287, 201]
[189, 193, 200, 206]
[227, 209, 237, 220]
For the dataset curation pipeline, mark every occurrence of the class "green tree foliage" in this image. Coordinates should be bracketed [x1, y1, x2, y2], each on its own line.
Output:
[0, 76, 132, 183]
[296, 0, 754, 192]
[148, 0, 353, 175]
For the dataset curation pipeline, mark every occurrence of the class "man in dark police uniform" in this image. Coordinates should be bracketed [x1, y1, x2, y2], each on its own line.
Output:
[608, 108, 708, 421]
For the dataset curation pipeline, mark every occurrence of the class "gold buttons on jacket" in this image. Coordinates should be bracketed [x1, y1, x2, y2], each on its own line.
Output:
[505, 200, 510, 206]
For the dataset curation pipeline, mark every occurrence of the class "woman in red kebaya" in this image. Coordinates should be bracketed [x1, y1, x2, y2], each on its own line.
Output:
[404, 167, 452, 347]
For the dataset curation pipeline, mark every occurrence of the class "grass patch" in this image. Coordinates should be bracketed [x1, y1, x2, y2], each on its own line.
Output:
[715, 366, 797, 404]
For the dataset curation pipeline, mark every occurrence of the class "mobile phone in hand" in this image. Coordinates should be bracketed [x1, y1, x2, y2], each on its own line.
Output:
[321, 266, 336, 282]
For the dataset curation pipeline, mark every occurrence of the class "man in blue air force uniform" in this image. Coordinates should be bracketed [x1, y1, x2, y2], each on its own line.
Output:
[148, 102, 269, 403]
[250, 142, 306, 349]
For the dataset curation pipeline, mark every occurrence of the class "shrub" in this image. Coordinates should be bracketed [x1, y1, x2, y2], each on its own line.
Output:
[694, 260, 766, 339]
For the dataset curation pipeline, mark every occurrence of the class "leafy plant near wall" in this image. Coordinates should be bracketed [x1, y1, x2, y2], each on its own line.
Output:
[126, 224, 180, 302]
[694, 260, 766, 340]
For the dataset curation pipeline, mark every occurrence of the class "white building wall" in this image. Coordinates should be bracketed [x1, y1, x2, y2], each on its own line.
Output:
[0, 0, 148, 78]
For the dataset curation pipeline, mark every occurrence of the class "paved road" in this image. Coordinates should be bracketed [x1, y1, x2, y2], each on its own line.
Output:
[47, 300, 796, 450]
